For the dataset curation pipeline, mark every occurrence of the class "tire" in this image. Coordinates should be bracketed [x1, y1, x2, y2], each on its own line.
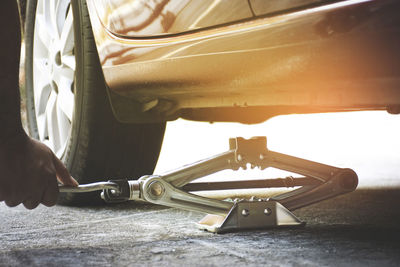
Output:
[17, 0, 27, 28]
[25, 0, 166, 205]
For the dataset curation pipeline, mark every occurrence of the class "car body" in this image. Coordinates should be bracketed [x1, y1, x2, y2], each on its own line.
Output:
[86, 0, 400, 124]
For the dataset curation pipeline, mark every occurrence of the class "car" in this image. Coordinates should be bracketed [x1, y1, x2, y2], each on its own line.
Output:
[21, 0, 400, 205]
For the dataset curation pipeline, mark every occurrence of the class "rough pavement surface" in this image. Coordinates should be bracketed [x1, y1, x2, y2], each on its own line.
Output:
[1, 187, 399, 266]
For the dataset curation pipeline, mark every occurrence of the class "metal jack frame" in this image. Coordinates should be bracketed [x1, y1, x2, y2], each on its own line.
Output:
[60, 137, 358, 233]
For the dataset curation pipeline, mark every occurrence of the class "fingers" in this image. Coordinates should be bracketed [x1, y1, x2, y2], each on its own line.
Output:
[36, 162, 60, 207]
[5, 199, 20, 208]
[0, 188, 5, 202]
[23, 171, 59, 208]
[52, 154, 78, 187]
[41, 178, 59, 207]
[4, 187, 25, 208]
[23, 197, 41, 210]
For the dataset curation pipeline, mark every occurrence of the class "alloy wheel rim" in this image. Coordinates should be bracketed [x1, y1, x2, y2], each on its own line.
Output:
[33, 0, 75, 158]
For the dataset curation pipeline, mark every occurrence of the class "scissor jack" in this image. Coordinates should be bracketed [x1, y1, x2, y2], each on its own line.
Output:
[60, 137, 358, 233]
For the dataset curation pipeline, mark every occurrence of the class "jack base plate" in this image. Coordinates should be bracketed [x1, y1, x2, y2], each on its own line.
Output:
[197, 201, 305, 233]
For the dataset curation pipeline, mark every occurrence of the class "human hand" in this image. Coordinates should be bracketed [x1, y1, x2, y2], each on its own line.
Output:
[0, 132, 78, 209]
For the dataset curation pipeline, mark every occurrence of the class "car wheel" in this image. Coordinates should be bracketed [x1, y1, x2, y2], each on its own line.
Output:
[25, 0, 166, 205]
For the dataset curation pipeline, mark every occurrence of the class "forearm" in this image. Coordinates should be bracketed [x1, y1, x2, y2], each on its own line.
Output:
[0, 75, 24, 141]
[0, 1, 24, 141]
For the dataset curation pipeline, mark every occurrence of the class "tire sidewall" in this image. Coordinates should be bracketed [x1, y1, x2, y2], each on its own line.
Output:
[25, 0, 40, 141]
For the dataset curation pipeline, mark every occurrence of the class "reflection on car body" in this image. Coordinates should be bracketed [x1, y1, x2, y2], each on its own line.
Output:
[87, 0, 400, 123]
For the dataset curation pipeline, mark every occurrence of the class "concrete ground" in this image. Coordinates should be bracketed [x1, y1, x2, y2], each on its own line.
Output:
[2, 112, 400, 266]
[1, 188, 400, 266]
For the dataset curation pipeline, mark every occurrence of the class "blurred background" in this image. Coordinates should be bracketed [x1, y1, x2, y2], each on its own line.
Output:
[156, 111, 400, 189]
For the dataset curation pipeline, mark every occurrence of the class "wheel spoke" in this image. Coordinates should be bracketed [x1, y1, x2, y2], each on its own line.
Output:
[34, 80, 51, 116]
[35, 14, 52, 47]
[51, 0, 71, 39]
[60, 65, 75, 82]
[60, 10, 74, 55]
[45, 91, 60, 151]
[57, 82, 75, 122]
[36, 113, 48, 142]
[41, 0, 57, 40]
[62, 54, 76, 71]
[52, 66, 72, 87]
[56, 97, 71, 156]
[49, 1, 61, 38]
